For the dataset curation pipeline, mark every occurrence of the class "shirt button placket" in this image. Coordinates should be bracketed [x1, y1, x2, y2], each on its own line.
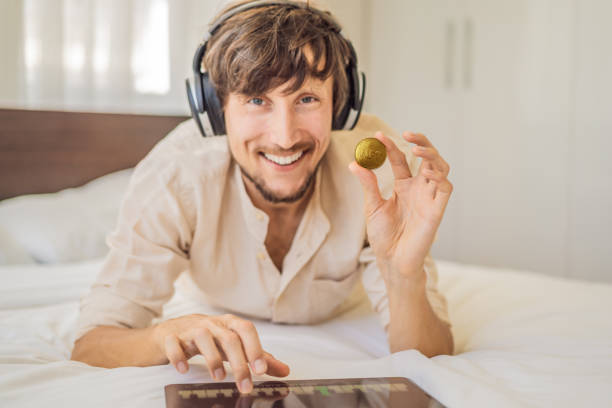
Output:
[255, 211, 266, 262]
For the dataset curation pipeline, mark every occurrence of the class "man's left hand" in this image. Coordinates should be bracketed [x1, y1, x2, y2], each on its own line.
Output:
[349, 131, 453, 281]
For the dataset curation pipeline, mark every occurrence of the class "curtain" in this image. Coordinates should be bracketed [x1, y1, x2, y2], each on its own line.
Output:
[2, 0, 366, 115]
[18, 0, 226, 115]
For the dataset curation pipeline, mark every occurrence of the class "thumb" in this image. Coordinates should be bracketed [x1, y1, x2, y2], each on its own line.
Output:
[349, 161, 384, 215]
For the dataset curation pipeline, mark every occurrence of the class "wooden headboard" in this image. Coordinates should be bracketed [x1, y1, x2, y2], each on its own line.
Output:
[0, 108, 189, 200]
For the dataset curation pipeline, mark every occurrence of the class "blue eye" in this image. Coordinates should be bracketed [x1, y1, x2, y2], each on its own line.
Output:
[300, 96, 316, 103]
[249, 97, 264, 106]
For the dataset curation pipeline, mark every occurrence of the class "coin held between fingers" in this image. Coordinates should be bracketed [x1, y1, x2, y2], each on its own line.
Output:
[355, 138, 387, 170]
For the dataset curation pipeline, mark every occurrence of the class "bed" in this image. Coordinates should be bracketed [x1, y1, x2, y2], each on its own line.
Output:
[1, 109, 611, 407]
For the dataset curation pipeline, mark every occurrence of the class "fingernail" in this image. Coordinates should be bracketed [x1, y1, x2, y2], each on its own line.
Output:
[177, 361, 187, 374]
[240, 378, 252, 394]
[214, 368, 224, 381]
[254, 358, 267, 374]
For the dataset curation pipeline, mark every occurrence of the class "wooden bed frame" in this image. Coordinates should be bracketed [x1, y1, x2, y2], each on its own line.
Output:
[0, 108, 188, 200]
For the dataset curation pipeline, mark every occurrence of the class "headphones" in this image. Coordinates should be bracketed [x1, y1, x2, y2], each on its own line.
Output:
[185, 0, 366, 137]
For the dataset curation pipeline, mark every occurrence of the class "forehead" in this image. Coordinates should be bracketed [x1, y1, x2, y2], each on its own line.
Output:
[271, 74, 333, 96]
[229, 75, 333, 99]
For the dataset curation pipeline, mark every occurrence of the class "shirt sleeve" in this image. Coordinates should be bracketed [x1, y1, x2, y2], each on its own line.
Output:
[360, 246, 451, 332]
[75, 155, 195, 341]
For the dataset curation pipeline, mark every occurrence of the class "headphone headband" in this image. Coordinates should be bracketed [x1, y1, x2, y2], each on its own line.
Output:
[186, 0, 365, 137]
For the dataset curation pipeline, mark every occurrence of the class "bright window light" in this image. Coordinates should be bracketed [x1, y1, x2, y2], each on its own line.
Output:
[23, 0, 40, 71]
[131, 0, 170, 95]
[93, 0, 111, 75]
[62, 0, 88, 73]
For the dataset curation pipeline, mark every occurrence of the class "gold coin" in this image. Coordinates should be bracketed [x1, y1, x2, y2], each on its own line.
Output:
[355, 137, 387, 169]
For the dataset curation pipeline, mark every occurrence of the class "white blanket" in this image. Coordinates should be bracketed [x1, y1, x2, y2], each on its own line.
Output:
[1, 259, 611, 407]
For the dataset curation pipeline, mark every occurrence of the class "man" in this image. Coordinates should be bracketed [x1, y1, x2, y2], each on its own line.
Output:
[71, 0, 454, 395]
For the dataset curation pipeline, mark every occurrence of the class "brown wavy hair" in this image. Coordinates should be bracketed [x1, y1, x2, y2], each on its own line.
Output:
[202, 0, 352, 117]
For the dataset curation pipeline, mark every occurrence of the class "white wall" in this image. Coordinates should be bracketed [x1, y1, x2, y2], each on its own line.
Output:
[364, 0, 611, 282]
[0, 0, 24, 105]
[569, 0, 612, 282]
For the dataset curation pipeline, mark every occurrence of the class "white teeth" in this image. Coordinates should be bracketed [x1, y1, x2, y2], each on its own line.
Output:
[263, 151, 304, 166]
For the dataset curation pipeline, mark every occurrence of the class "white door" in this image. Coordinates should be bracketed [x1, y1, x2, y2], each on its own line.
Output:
[366, 0, 463, 260]
[456, 0, 574, 276]
[568, 0, 612, 281]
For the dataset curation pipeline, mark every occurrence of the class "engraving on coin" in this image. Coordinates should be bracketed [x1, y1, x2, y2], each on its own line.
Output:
[355, 138, 387, 170]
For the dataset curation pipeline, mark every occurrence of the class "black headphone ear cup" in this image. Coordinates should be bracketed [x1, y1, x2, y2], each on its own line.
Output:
[186, 78, 207, 136]
[333, 58, 361, 130]
[332, 95, 351, 130]
[349, 65, 361, 111]
[201, 72, 226, 135]
[192, 43, 207, 114]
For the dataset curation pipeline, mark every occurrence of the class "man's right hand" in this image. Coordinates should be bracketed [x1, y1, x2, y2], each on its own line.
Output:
[152, 313, 290, 394]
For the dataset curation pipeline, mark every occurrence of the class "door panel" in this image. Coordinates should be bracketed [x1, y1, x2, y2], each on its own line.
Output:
[457, 0, 573, 276]
[366, 0, 462, 260]
[569, 0, 612, 281]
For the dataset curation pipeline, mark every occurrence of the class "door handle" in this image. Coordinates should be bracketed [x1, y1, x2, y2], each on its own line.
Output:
[463, 17, 473, 90]
[444, 20, 456, 89]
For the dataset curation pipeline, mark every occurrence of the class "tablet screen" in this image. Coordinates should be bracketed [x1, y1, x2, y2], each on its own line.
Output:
[165, 377, 443, 407]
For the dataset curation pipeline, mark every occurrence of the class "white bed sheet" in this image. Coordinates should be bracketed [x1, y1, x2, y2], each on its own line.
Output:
[0, 259, 611, 407]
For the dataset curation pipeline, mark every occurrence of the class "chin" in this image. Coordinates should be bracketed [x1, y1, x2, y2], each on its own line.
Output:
[269, 183, 306, 198]
[267, 178, 312, 199]
[243, 168, 317, 204]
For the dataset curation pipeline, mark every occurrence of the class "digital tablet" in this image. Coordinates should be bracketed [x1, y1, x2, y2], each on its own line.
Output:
[165, 376, 444, 407]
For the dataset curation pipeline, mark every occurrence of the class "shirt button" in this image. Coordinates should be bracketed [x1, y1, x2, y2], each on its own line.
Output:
[256, 212, 264, 221]
[257, 252, 266, 260]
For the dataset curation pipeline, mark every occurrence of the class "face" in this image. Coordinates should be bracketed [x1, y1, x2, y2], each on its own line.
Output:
[224, 75, 334, 204]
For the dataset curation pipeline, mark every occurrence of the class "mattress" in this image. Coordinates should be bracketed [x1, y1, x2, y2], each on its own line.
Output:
[1, 258, 611, 407]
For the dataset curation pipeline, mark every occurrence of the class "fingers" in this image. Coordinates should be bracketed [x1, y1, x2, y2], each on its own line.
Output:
[192, 328, 226, 381]
[373, 131, 412, 179]
[434, 176, 454, 201]
[262, 351, 291, 377]
[413, 146, 450, 175]
[406, 131, 452, 202]
[421, 165, 454, 202]
[404, 131, 450, 175]
[421, 166, 447, 184]
[348, 161, 384, 216]
[224, 316, 267, 376]
[158, 314, 290, 396]
[208, 322, 253, 394]
[164, 334, 189, 374]
[403, 131, 433, 147]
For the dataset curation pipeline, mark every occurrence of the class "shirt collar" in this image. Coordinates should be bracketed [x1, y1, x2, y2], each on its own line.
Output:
[233, 160, 269, 243]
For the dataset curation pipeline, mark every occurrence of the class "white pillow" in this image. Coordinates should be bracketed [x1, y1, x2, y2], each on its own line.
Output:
[0, 225, 36, 265]
[0, 168, 133, 264]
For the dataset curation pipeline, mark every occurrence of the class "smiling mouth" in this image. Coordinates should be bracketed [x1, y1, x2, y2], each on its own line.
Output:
[261, 150, 306, 166]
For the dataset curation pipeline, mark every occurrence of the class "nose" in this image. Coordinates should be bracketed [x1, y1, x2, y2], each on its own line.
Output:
[269, 103, 300, 150]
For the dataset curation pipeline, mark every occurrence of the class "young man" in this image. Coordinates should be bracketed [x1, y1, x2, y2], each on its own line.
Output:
[71, 0, 454, 395]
